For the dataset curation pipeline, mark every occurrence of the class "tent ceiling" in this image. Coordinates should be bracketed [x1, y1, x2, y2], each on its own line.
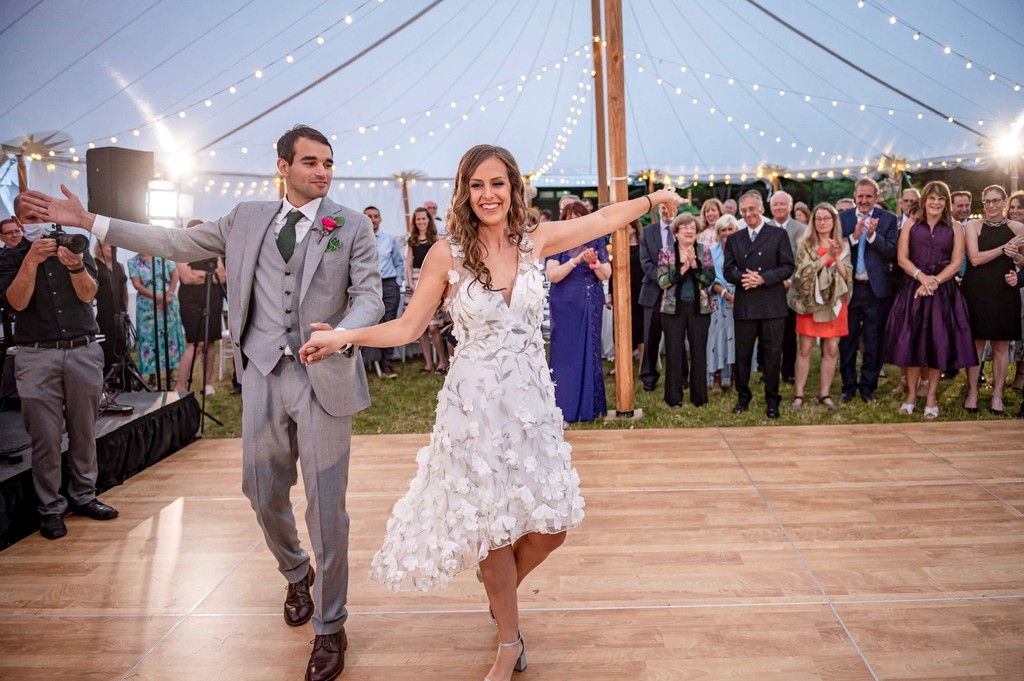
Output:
[2, 0, 1022, 185]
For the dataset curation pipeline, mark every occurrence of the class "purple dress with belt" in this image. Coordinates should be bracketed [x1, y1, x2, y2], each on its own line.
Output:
[883, 219, 977, 370]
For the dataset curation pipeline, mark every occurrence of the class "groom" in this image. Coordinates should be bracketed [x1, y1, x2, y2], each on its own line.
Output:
[17, 125, 383, 681]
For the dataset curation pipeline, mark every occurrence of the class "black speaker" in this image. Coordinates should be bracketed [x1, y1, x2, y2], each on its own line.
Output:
[85, 147, 155, 224]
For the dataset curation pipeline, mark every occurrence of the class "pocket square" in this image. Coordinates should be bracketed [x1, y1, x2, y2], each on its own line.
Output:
[325, 235, 341, 252]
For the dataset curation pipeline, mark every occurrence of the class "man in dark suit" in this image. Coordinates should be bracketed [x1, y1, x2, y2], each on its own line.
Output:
[724, 190, 795, 418]
[839, 177, 898, 403]
[638, 202, 678, 391]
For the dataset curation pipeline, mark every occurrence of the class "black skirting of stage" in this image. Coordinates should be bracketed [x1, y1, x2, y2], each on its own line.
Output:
[0, 391, 201, 548]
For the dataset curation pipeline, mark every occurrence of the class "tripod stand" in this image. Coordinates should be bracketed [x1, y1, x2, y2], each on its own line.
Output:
[182, 262, 224, 435]
[98, 246, 148, 415]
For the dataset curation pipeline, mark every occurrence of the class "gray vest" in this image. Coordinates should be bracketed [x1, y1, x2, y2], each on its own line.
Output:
[241, 225, 316, 376]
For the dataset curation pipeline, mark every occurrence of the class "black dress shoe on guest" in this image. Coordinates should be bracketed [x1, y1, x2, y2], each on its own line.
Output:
[306, 629, 347, 681]
[39, 514, 67, 539]
[782, 375, 796, 385]
[766, 406, 780, 419]
[732, 402, 748, 414]
[72, 499, 119, 520]
[285, 566, 315, 626]
[860, 390, 876, 403]
[642, 382, 656, 392]
[840, 392, 856, 404]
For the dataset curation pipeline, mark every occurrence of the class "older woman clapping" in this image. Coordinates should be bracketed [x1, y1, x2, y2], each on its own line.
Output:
[658, 213, 717, 407]
[787, 204, 852, 411]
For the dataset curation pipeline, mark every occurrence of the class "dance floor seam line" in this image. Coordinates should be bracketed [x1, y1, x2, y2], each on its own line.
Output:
[901, 429, 1024, 519]
[3, 593, 1022, 622]
[102, 478, 1024, 504]
[717, 428, 883, 681]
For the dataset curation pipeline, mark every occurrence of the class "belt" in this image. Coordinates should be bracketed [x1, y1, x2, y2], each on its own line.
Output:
[24, 336, 94, 349]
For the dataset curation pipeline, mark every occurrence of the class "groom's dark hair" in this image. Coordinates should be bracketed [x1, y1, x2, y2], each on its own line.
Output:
[277, 125, 333, 165]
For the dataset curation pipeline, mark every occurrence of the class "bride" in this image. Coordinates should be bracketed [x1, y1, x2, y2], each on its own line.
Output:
[301, 144, 682, 680]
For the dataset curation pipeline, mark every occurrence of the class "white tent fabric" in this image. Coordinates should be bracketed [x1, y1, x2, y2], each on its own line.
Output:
[2, 0, 1023, 222]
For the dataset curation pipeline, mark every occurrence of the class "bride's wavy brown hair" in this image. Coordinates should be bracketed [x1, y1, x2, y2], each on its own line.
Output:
[448, 144, 531, 291]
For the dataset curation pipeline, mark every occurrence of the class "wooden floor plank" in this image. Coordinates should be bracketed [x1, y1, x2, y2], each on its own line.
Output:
[1, 422, 1021, 680]
[836, 598, 1024, 681]
[762, 484, 1024, 601]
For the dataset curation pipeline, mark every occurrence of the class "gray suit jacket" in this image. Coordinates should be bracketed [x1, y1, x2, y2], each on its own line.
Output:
[105, 197, 384, 417]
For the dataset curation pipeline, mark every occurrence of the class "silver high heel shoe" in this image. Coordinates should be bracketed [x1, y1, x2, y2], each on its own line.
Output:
[484, 632, 527, 680]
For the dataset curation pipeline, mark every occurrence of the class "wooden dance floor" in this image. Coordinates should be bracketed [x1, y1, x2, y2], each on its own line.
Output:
[1, 422, 1022, 680]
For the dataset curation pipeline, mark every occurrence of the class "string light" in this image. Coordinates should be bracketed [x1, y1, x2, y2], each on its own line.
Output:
[69, 0, 386, 150]
[859, 0, 1018, 91]
[628, 51, 1009, 125]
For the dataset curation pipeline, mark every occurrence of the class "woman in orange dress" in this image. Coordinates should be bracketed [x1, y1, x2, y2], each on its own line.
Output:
[787, 202, 852, 411]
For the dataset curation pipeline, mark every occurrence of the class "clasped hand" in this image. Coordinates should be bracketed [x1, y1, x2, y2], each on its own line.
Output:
[740, 269, 764, 289]
[299, 323, 350, 365]
[914, 275, 940, 298]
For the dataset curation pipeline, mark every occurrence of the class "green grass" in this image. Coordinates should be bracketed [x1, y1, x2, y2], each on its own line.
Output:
[188, 343, 1023, 437]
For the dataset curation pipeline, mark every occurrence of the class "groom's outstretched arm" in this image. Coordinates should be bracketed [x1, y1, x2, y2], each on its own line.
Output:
[337, 214, 384, 330]
[104, 211, 229, 263]
[16, 184, 226, 262]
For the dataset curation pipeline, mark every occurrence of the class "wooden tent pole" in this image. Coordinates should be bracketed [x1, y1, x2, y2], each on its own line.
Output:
[590, 0, 609, 209]
[401, 180, 412, 232]
[604, 0, 634, 416]
[17, 155, 28, 193]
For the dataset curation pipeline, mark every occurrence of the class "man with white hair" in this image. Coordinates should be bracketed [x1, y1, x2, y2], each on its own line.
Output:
[558, 193, 582, 213]
[898, 187, 920, 231]
[723, 198, 738, 218]
[766, 191, 805, 383]
[836, 198, 855, 212]
[424, 200, 446, 235]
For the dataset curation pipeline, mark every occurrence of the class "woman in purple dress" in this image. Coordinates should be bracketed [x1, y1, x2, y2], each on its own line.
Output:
[884, 181, 977, 419]
[545, 200, 610, 422]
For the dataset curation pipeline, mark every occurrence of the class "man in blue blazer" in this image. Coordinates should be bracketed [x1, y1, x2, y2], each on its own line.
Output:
[838, 177, 898, 402]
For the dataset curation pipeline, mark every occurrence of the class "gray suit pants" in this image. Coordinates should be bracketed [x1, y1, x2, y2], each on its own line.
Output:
[15, 343, 103, 515]
[241, 355, 352, 635]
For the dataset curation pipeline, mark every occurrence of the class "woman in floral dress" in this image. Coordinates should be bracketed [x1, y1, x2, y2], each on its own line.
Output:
[301, 145, 683, 681]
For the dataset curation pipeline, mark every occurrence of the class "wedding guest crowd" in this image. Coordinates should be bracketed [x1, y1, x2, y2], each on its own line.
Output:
[601, 177, 1024, 420]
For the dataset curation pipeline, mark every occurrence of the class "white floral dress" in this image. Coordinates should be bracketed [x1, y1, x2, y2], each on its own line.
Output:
[369, 234, 586, 592]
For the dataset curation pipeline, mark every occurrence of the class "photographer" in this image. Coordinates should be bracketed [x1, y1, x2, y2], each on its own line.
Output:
[0, 212, 118, 539]
[175, 218, 225, 394]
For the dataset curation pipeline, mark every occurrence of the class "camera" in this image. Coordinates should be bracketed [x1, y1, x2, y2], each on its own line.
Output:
[42, 224, 89, 254]
[189, 258, 219, 273]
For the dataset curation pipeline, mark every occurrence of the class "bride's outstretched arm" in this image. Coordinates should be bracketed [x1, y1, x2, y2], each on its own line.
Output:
[533, 189, 684, 259]
[300, 240, 452, 364]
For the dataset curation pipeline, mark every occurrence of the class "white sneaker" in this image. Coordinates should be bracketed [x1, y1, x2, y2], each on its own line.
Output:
[204, 384, 216, 396]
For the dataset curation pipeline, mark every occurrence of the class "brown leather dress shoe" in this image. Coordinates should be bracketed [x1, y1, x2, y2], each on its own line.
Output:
[306, 629, 347, 681]
[284, 566, 315, 626]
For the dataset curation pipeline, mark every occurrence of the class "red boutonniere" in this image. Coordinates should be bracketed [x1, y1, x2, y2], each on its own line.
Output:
[318, 215, 345, 244]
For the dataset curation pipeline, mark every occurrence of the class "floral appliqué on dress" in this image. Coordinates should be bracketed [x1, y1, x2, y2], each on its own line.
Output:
[369, 234, 585, 591]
